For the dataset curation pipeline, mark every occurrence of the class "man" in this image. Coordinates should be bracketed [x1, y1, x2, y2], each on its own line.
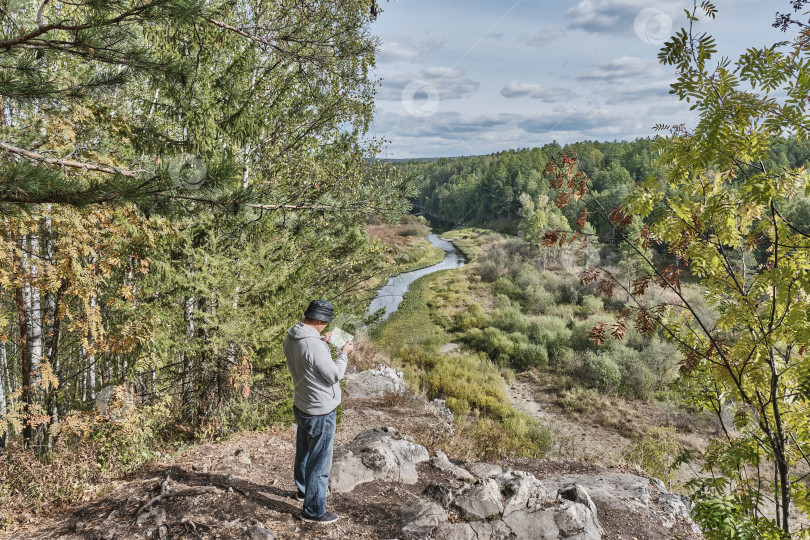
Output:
[283, 299, 353, 524]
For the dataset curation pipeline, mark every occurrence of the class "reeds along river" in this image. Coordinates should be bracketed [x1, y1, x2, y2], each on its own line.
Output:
[366, 234, 466, 321]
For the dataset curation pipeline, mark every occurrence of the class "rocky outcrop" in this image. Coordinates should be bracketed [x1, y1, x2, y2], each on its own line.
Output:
[409, 469, 603, 540]
[344, 366, 406, 398]
[330, 427, 430, 493]
[431, 451, 475, 483]
[541, 473, 694, 532]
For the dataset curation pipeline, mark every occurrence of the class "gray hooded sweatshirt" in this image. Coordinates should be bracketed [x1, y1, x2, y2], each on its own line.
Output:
[284, 322, 348, 415]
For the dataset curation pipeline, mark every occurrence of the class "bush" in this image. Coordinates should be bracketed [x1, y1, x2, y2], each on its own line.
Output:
[515, 264, 542, 290]
[492, 307, 528, 333]
[570, 315, 614, 351]
[524, 285, 555, 314]
[577, 295, 604, 317]
[492, 293, 512, 309]
[453, 302, 488, 331]
[478, 260, 499, 282]
[513, 342, 549, 369]
[466, 413, 552, 460]
[419, 351, 508, 416]
[493, 277, 523, 301]
[399, 223, 429, 237]
[581, 352, 621, 393]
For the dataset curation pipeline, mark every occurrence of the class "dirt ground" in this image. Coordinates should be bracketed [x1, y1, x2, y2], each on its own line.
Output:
[4, 383, 702, 540]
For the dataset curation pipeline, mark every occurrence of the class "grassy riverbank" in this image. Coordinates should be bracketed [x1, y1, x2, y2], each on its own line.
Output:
[362, 219, 445, 297]
[371, 260, 552, 460]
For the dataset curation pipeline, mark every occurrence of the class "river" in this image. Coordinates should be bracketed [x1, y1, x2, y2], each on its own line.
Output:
[366, 234, 466, 321]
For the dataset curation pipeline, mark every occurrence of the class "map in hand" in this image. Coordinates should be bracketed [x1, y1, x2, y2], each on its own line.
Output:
[327, 327, 354, 350]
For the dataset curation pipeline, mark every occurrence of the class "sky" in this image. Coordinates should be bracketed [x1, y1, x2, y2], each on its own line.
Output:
[368, 0, 790, 158]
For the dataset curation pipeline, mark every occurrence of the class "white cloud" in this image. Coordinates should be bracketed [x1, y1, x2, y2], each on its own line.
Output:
[566, 0, 686, 36]
[377, 67, 480, 101]
[376, 36, 446, 64]
[575, 56, 664, 83]
[500, 82, 577, 102]
[523, 27, 566, 48]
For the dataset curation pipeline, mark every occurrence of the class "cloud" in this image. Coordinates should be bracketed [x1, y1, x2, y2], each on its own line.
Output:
[377, 67, 480, 101]
[376, 36, 446, 64]
[566, 0, 685, 36]
[518, 109, 638, 133]
[523, 27, 566, 48]
[602, 81, 673, 104]
[500, 82, 577, 102]
[575, 56, 664, 84]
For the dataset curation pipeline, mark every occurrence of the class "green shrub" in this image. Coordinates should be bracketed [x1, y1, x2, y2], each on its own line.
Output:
[492, 307, 528, 333]
[478, 260, 499, 282]
[465, 326, 521, 364]
[453, 303, 488, 331]
[570, 315, 614, 351]
[493, 277, 523, 301]
[420, 352, 508, 415]
[581, 352, 621, 393]
[545, 303, 575, 322]
[577, 295, 604, 317]
[513, 342, 549, 369]
[493, 293, 512, 309]
[515, 264, 542, 290]
[466, 413, 552, 460]
[524, 285, 555, 314]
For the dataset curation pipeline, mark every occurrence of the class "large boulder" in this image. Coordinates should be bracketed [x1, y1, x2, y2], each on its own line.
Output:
[541, 473, 694, 531]
[330, 427, 429, 493]
[344, 366, 406, 398]
[401, 498, 448, 539]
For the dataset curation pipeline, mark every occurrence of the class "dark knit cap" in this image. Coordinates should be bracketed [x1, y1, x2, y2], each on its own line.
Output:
[304, 299, 334, 323]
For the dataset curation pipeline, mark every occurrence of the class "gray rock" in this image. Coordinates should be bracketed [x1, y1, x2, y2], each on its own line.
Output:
[558, 484, 598, 515]
[543, 472, 695, 532]
[501, 507, 560, 539]
[432, 451, 475, 483]
[453, 479, 504, 520]
[468, 462, 503, 479]
[345, 366, 406, 398]
[554, 500, 602, 538]
[331, 427, 430, 493]
[250, 524, 277, 539]
[401, 498, 448, 539]
[497, 470, 554, 518]
[429, 398, 454, 423]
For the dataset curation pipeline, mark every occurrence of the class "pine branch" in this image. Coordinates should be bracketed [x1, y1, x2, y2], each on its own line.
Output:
[0, 141, 144, 177]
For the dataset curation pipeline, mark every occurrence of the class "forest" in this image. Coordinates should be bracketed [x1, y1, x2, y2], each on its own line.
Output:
[2, 0, 810, 538]
[0, 0, 412, 518]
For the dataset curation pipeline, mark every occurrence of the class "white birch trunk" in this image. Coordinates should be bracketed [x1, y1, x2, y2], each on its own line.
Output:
[85, 296, 96, 402]
[27, 233, 42, 384]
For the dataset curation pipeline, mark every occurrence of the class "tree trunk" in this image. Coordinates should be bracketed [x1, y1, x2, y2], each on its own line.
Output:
[0, 332, 7, 448]
[14, 236, 32, 445]
[182, 295, 194, 414]
[85, 295, 97, 402]
[27, 233, 42, 386]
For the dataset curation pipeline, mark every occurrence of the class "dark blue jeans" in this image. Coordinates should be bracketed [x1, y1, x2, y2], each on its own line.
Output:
[293, 406, 337, 518]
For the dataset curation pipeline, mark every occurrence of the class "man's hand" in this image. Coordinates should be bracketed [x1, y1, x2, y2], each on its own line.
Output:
[342, 341, 354, 355]
[322, 331, 333, 343]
